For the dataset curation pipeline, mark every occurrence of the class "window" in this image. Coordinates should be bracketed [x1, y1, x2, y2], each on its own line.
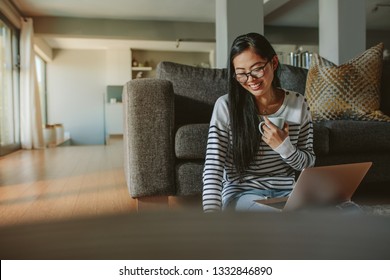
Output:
[0, 15, 20, 156]
[35, 55, 47, 125]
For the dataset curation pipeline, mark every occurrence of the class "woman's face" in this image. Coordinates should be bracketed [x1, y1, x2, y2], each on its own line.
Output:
[232, 47, 277, 97]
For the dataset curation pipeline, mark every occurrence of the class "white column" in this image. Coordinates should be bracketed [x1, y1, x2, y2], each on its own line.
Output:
[216, 0, 264, 68]
[319, 0, 366, 65]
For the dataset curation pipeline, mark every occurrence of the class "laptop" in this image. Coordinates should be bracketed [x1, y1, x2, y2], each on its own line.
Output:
[255, 162, 372, 212]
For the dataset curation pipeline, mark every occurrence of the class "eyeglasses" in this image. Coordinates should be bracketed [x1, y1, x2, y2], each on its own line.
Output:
[234, 61, 269, 83]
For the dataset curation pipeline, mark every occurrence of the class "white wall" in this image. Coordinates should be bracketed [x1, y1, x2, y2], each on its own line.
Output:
[47, 49, 106, 145]
[106, 49, 131, 85]
[46, 48, 211, 145]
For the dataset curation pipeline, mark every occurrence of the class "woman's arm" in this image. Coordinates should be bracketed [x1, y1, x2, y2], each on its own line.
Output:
[202, 125, 229, 212]
[202, 96, 230, 212]
[274, 102, 316, 171]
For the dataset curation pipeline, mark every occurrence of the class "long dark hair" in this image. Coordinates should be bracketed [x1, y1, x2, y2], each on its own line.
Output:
[228, 33, 281, 175]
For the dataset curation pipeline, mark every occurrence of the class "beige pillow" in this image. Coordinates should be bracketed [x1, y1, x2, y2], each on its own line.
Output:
[305, 43, 390, 122]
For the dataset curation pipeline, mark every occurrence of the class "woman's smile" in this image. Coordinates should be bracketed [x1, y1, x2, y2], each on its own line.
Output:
[248, 80, 263, 91]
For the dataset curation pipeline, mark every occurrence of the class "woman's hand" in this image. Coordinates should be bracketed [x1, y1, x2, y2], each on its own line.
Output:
[260, 117, 289, 149]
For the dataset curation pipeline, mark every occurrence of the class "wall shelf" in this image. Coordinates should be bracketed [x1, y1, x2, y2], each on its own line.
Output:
[132, 66, 152, 71]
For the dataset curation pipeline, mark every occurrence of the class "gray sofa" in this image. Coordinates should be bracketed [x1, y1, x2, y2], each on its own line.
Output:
[123, 60, 390, 208]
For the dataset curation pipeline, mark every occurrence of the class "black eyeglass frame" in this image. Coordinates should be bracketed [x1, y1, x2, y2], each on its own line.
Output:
[233, 60, 270, 83]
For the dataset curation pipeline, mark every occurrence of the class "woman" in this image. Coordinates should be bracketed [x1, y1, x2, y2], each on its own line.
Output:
[202, 33, 316, 212]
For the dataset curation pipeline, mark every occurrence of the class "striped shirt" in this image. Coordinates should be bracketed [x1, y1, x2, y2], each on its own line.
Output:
[202, 90, 316, 212]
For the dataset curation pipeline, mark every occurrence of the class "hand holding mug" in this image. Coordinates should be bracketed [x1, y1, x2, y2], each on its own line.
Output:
[259, 117, 289, 149]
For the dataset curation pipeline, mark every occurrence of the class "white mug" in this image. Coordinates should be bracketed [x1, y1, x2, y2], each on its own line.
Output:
[259, 117, 285, 135]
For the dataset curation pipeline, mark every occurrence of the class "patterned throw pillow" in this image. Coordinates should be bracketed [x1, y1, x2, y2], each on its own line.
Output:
[305, 43, 390, 122]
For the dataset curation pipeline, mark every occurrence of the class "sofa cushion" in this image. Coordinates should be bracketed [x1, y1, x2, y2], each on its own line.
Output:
[176, 162, 204, 196]
[157, 62, 228, 125]
[380, 60, 390, 116]
[315, 153, 390, 185]
[313, 124, 329, 155]
[322, 120, 390, 153]
[176, 123, 330, 158]
[305, 43, 390, 122]
[156, 62, 319, 125]
[278, 64, 308, 95]
[175, 124, 209, 159]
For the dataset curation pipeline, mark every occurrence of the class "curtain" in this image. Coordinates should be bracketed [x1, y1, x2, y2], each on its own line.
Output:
[20, 18, 44, 149]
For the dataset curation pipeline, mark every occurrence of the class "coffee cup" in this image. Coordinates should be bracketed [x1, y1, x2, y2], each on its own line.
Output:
[259, 117, 285, 135]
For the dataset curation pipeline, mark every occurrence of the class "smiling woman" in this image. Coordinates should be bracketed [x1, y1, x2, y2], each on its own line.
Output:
[202, 33, 316, 212]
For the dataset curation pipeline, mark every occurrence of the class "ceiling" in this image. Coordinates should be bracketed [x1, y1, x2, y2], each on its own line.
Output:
[13, 0, 216, 23]
[10, 0, 390, 51]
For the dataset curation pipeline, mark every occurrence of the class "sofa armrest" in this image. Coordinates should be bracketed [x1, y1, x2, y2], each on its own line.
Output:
[123, 78, 175, 198]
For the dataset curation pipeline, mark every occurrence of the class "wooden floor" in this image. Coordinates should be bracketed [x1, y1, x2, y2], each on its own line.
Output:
[0, 137, 137, 226]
